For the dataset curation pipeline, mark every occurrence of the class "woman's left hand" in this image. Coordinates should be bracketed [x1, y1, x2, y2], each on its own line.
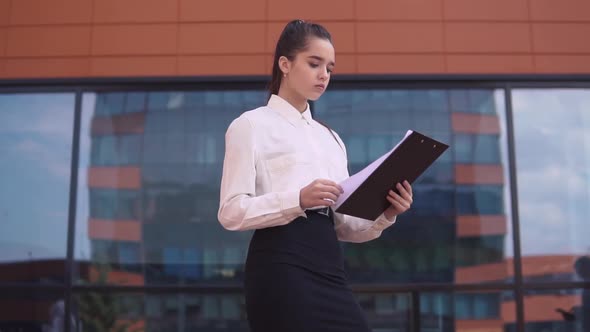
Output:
[383, 180, 413, 220]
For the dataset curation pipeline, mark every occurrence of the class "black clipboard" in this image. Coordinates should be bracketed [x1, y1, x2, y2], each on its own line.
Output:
[334, 130, 449, 220]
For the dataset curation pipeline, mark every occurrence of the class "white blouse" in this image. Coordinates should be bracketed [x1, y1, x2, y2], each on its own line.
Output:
[218, 94, 396, 243]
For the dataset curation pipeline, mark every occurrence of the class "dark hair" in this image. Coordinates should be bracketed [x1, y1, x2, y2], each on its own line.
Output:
[268, 19, 332, 97]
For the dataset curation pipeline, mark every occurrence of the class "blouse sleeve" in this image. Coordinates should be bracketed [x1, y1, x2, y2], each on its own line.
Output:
[217, 115, 306, 231]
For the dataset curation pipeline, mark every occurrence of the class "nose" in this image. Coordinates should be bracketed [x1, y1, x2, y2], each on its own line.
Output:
[319, 67, 329, 81]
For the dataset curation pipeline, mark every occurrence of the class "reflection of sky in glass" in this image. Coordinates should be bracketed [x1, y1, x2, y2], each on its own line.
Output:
[513, 89, 590, 256]
[0, 93, 74, 262]
[494, 91, 515, 258]
[73, 93, 95, 260]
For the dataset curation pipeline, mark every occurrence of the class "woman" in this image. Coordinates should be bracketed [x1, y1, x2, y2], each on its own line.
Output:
[218, 19, 413, 332]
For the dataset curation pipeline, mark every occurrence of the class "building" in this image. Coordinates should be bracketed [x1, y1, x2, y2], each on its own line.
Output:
[0, 1, 589, 331]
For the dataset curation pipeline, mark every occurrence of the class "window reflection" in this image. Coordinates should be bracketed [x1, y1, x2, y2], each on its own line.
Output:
[74, 90, 266, 285]
[419, 291, 510, 332]
[513, 89, 590, 284]
[516, 288, 587, 332]
[0, 93, 75, 284]
[315, 89, 513, 284]
[74, 293, 249, 332]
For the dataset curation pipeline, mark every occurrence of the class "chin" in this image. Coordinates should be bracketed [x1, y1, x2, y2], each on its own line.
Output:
[306, 91, 325, 101]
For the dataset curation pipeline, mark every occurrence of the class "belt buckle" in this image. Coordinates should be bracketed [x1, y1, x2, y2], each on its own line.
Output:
[317, 207, 330, 217]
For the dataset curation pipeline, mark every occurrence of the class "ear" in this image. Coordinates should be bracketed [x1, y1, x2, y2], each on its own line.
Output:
[278, 56, 291, 76]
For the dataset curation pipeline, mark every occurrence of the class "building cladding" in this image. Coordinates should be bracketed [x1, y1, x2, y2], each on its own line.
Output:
[1, 0, 590, 77]
[0, 1, 589, 332]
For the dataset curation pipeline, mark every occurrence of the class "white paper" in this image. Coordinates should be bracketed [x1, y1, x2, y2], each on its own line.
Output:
[334, 130, 413, 210]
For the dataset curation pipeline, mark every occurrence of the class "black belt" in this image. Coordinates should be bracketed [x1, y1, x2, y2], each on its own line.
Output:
[308, 207, 331, 217]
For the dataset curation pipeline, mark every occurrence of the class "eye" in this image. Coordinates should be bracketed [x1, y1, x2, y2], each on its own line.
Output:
[309, 62, 319, 68]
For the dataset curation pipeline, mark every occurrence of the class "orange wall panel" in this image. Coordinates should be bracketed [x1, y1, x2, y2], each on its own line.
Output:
[455, 262, 510, 283]
[455, 319, 504, 332]
[444, 0, 528, 21]
[533, 23, 590, 53]
[0, 0, 10, 26]
[452, 113, 500, 134]
[2, 0, 590, 78]
[93, 0, 178, 23]
[0, 27, 6, 55]
[4, 58, 90, 78]
[358, 54, 446, 73]
[502, 295, 582, 323]
[357, 22, 444, 53]
[89, 266, 145, 285]
[88, 219, 141, 242]
[455, 164, 504, 185]
[178, 55, 267, 75]
[91, 112, 146, 135]
[6, 26, 91, 57]
[445, 23, 531, 53]
[332, 55, 357, 74]
[520, 255, 578, 277]
[447, 55, 534, 73]
[530, 0, 590, 21]
[457, 215, 508, 237]
[268, 0, 355, 21]
[459, 255, 581, 283]
[180, 0, 266, 22]
[87, 167, 141, 189]
[179, 23, 265, 54]
[317, 22, 356, 53]
[267, 22, 289, 53]
[91, 56, 176, 77]
[357, 0, 442, 20]
[269, 21, 354, 54]
[92, 24, 177, 56]
[9, 0, 92, 25]
[535, 55, 590, 73]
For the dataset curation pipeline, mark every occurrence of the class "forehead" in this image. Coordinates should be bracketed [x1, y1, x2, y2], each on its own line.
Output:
[301, 37, 335, 62]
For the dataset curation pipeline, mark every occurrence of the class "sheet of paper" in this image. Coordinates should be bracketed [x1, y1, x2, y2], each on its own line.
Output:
[334, 130, 413, 210]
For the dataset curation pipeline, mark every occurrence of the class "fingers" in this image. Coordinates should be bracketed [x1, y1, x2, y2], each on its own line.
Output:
[403, 180, 412, 196]
[388, 190, 411, 209]
[313, 179, 343, 204]
[395, 182, 413, 204]
[315, 179, 343, 194]
[386, 194, 406, 210]
[300, 179, 343, 209]
[318, 191, 339, 203]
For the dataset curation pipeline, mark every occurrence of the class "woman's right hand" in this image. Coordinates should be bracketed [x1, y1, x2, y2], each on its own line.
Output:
[299, 179, 344, 209]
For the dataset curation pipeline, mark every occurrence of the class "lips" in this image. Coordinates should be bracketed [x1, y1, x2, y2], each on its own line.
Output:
[315, 84, 326, 91]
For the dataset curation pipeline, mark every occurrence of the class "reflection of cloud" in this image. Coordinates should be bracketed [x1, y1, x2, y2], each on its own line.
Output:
[0, 94, 75, 140]
[519, 165, 587, 198]
[13, 138, 70, 179]
[0, 94, 75, 262]
[520, 202, 565, 227]
[514, 89, 590, 256]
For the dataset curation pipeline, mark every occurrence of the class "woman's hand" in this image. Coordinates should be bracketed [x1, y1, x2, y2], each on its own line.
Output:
[383, 180, 413, 220]
[299, 179, 343, 209]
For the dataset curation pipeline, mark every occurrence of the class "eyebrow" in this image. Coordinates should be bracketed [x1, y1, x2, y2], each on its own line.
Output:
[308, 55, 335, 67]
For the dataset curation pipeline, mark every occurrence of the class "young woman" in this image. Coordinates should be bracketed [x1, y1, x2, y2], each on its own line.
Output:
[218, 19, 413, 332]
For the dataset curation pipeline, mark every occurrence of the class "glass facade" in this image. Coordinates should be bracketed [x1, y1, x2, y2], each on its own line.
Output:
[0, 81, 589, 332]
[0, 93, 75, 285]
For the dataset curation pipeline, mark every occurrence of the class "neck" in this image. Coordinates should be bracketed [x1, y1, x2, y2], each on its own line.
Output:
[277, 88, 307, 113]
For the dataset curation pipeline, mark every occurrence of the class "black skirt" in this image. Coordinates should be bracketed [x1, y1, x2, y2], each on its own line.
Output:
[244, 210, 371, 332]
